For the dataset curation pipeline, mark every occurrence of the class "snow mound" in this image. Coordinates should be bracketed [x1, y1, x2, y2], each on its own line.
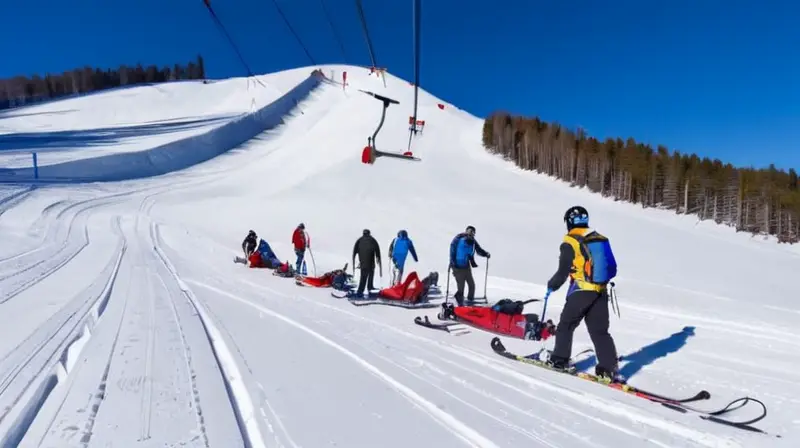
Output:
[0, 68, 325, 182]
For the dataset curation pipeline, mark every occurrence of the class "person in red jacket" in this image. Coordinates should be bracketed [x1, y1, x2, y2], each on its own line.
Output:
[292, 223, 310, 271]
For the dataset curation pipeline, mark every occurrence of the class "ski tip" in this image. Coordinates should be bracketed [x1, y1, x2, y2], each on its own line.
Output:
[698, 390, 711, 400]
[490, 337, 505, 352]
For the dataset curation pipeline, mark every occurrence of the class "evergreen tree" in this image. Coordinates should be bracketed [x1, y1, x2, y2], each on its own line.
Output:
[0, 56, 207, 110]
[483, 112, 800, 243]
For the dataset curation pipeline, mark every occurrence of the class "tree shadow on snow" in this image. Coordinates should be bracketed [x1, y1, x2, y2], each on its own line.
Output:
[572, 326, 696, 379]
[0, 115, 239, 152]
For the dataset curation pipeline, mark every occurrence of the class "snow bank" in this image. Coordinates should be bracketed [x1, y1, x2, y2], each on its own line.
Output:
[0, 237, 126, 448]
[151, 223, 266, 448]
[0, 72, 324, 183]
[0, 186, 33, 217]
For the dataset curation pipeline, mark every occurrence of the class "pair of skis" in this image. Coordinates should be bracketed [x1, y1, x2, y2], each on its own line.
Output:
[413, 306, 774, 436]
[331, 288, 442, 309]
[489, 337, 774, 437]
[412, 298, 523, 338]
[331, 289, 431, 308]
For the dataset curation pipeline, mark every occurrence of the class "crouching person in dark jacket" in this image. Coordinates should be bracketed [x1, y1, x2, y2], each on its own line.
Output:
[449, 225, 490, 305]
[352, 229, 382, 297]
[242, 230, 258, 257]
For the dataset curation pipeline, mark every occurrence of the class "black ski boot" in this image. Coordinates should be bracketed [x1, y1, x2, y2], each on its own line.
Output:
[595, 366, 626, 384]
[524, 318, 557, 341]
[546, 356, 575, 373]
[438, 302, 456, 320]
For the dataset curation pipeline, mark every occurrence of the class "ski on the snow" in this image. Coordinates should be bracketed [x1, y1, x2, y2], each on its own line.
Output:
[330, 290, 439, 309]
[349, 297, 439, 309]
[489, 337, 774, 436]
[414, 315, 457, 331]
[413, 316, 471, 335]
[330, 290, 377, 299]
[443, 296, 488, 305]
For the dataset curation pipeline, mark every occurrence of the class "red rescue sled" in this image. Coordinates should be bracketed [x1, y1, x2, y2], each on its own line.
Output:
[334, 271, 440, 309]
[415, 301, 555, 340]
[295, 264, 353, 289]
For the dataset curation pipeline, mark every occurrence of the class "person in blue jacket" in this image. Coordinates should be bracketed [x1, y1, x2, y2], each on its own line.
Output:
[449, 225, 490, 305]
[388, 230, 418, 285]
[257, 239, 281, 268]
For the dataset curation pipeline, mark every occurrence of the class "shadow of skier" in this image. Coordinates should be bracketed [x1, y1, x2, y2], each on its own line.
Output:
[572, 326, 696, 379]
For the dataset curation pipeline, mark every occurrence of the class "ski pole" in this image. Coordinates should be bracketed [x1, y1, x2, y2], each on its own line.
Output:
[445, 264, 451, 305]
[541, 290, 551, 322]
[483, 258, 489, 300]
[308, 247, 317, 276]
[610, 282, 620, 318]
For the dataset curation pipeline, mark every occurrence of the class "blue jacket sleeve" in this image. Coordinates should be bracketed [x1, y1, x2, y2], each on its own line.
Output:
[409, 240, 418, 262]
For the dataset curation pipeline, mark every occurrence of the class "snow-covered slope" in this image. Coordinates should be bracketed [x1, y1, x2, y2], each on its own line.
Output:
[0, 64, 796, 447]
[0, 67, 324, 180]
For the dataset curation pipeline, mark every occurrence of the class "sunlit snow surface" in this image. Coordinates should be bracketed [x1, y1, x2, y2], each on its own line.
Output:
[0, 65, 797, 447]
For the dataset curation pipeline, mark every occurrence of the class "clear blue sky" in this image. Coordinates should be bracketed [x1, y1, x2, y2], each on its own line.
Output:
[2, 0, 798, 171]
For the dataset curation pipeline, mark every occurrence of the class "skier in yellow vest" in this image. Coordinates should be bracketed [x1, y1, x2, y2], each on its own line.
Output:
[546, 206, 622, 382]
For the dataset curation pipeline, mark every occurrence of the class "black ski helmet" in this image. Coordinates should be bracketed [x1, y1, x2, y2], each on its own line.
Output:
[363, 228, 371, 236]
[564, 206, 589, 230]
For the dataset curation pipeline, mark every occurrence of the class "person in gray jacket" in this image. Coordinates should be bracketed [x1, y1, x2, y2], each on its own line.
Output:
[352, 229, 382, 296]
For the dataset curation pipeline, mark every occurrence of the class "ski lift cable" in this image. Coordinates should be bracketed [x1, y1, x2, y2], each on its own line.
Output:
[355, 0, 379, 69]
[267, 0, 317, 65]
[201, 0, 267, 88]
[407, 0, 422, 153]
[319, 0, 349, 63]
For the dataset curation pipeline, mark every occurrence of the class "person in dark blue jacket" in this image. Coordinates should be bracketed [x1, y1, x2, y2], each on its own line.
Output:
[388, 230, 418, 285]
[257, 239, 281, 268]
[449, 225, 490, 305]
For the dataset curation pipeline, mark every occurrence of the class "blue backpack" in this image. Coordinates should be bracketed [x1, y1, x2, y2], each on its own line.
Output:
[574, 231, 617, 284]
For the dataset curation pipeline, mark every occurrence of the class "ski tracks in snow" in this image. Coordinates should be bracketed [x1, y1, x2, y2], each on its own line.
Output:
[0, 186, 34, 219]
[0, 188, 243, 447]
[186, 279, 501, 448]
[0, 216, 126, 447]
[23, 213, 242, 447]
[194, 256, 744, 448]
[150, 237, 738, 448]
[0, 186, 154, 302]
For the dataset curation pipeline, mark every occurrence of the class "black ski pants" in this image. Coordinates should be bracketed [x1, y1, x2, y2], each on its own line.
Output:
[452, 267, 475, 305]
[357, 265, 375, 295]
[551, 289, 618, 372]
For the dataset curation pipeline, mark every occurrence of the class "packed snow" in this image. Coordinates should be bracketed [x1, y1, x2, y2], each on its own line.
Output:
[0, 67, 316, 173]
[0, 64, 796, 447]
